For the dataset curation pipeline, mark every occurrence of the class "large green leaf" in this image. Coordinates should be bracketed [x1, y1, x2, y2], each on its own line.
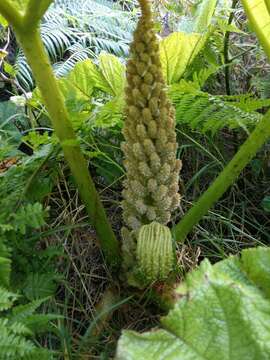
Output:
[160, 32, 207, 84]
[55, 59, 98, 124]
[94, 96, 124, 128]
[98, 52, 126, 96]
[33, 53, 125, 126]
[58, 59, 96, 105]
[116, 247, 270, 360]
[193, 0, 218, 33]
[59, 53, 125, 101]
[241, 0, 270, 59]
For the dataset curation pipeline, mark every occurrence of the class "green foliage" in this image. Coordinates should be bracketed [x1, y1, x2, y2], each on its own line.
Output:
[0, 144, 54, 231]
[0, 289, 54, 359]
[177, 0, 219, 33]
[94, 96, 125, 128]
[0, 287, 16, 311]
[14, 0, 135, 89]
[33, 53, 126, 128]
[170, 86, 263, 134]
[13, 203, 47, 235]
[0, 100, 27, 135]
[117, 247, 270, 360]
[0, 233, 55, 359]
[261, 195, 270, 212]
[0, 256, 11, 288]
[22, 272, 61, 301]
[0, 139, 61, 301]
[241, 0, 270, 60]
[98, 52, 126, 96]
[160, 32, 207, 84]
[30, 47, 265, 136]
[193, 0, 218, 33]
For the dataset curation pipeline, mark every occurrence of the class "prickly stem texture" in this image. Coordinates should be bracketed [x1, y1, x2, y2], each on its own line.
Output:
[121, 0, 181, 273]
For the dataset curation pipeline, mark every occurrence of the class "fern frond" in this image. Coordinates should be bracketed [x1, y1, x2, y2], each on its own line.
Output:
[0, 318, 52, 359]
[14, 0, 135, 90]
[10, 297, 49, 324]
[220, 93, 270, 112]
[0, 288, 54, 358]
[16, 314, 58, 335]
[12, 203, 47, 235]
[14, 49, 34, 90]
[7, 321, 33, 336]
[0, 287, 17, 311]
[0, 319, 35, 359]
[10, 297, 58, 334]
[53, 43, 94, 78]
[0, 256, 11, 288]
[170, 87, 262, 134]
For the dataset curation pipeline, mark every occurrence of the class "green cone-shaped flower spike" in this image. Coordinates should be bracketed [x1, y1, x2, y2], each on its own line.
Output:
[121, 0, 181, 275]
[121, 0, 181, 236]
[137, 222, 174, 281]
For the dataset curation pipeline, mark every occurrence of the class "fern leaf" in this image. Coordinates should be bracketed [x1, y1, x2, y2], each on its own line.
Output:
[170, 88, 262, 134]
[0, 256, 11, 288]
[11, 297, 50, 324]
[18, 314, 59, 335]
[0, 319, 52, 359]
[220, 93, 270, 112]
[12, 203, 47, 235]
[14, 0, 135, 90]
[0, 287, 17, 311]
[10, 298, 59, 335]
[0, 319, 35, 359]
[22, 272, 60, 300]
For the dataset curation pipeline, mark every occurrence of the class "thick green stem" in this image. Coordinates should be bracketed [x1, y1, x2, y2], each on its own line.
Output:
[265, 0, 270, 15]
[173, 109, 270, 242]
[241, 0, 270, 59]
[15, 29, 120, 267]
[0, 1, 23, 28]
[173, 0, 270, 243]
[24, 0, 54, 30]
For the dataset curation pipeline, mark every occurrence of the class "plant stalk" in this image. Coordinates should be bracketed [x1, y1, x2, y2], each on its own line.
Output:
[224, 0, 238, 95]
[0, 2, 22, 28]
[173, 109, 270, 242]
[24, 0, 54, 30]
[241, 0, 270, 59]
[174, 0, 270, 243]
[15, 29, 120, 267]
[265, 0, 270, 15]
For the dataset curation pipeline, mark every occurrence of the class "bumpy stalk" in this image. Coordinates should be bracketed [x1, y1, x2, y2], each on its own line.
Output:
[121, 0, 181, 272]
[122, 0, 181, 232]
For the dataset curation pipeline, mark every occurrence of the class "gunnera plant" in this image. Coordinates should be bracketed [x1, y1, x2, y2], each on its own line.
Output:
[121, 0, 182, 277]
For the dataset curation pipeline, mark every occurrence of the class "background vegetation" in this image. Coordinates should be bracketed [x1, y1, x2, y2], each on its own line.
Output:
[0, 0, 270, 358]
